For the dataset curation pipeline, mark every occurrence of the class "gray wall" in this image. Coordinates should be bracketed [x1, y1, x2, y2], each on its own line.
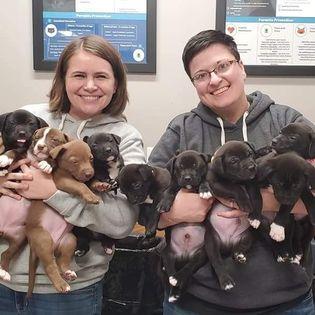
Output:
[1, 1, 315, 151]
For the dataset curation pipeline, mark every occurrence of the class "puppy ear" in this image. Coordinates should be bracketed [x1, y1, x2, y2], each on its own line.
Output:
[244, 141, 256, 153]
[166, 156, 176, 176]
[211, 156, 225, 176]
[151, 166, 171, 191]
[305, 162, 315, 188]
[256, 160, 274, 182]
[308, 132, 315, 158]
[36, 117, 49, 128]
[49, 145, 67, 160]
[63, 133, 71, 143]
[0, 112, 10, 133]
[137, 164, 153, 181]
[111, 134, 121, 145]
[200, 153, 212, 164]
[83, 136, 89, 143]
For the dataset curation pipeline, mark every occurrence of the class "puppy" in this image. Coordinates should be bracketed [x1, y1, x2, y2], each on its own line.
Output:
[157, 150, 212, 302]
[27, 138, 98, 295]
[272, 122, 315, 159]
[73, 132, 124, 256]
[117, 163, 171, 243]
[257, 152, 315, 248]
[0, 109, 48, 172]
[205, 141, 260, 290]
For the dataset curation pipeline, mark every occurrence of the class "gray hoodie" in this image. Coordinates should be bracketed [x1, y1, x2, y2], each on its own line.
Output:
[149, 91, 314, 311]
[0, 103, 146, 293]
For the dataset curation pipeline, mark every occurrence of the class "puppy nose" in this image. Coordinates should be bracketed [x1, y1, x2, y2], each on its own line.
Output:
[184, 175, 192, 182]
[271, 139, 277, 146]
[84, 170, 94, 180]
[37, 144, 45, 150]
[18, 131, 26, 137]
[105, 147, 112, 153]
[248, 163, 256, 171]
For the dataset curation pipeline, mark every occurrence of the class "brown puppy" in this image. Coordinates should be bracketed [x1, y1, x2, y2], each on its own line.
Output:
[50, 140, 99, 204]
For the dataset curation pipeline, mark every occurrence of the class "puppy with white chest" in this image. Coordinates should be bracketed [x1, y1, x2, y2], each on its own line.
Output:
[72, 132, 124, 257]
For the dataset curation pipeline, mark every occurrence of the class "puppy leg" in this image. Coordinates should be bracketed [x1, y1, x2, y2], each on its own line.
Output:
[54, 174, 100, 204]
[0, 231, 26, 281]
[55, 232, 77, 281]
[27, 226, 70, 293]
[204, 221, 235, 291]
[232, 232, 254, 264]
[270, 204, 293, 242]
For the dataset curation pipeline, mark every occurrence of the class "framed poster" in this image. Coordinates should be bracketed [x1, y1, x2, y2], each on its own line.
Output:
[216, 0, 315, 76]
[32, 0, 157, 73]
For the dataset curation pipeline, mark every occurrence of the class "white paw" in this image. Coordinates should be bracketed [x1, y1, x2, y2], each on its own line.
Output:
[63, 270, 77, 281]
[248, 218, 261, 229]
[168, 295, 179, 303]
[199, 191, 212, 199]
[290, 254, 302, 265]
[38, 160, 52, 174]
[169, 276, 178, 287]
[277, 255, 286, 263]
[0, 155, 13, 168]
[224, 283, 234, 290]
[235, 252, 246, 263]
[104, 247, 114, 255]
[270, 223, 285, 242]
[0, 268, 11, 281]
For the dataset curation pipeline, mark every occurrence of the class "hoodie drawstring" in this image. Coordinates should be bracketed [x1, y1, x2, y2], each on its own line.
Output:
[216, 110, 249, 145]
[58, 113, 92, 139]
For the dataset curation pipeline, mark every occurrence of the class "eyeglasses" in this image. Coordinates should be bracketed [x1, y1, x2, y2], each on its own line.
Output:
[191, 59, 239, 85]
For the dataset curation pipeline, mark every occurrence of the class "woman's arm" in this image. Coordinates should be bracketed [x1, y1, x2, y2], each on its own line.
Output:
[19, 131, 146, 239]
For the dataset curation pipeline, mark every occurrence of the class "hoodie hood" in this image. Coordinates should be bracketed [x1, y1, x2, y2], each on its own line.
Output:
[58, 112, 126, 139]
[191, 90, 275, 145]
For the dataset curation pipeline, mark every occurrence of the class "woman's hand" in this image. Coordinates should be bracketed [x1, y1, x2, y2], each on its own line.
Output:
[158, 189, 214, 229]
[17, 164, 57, 200]
[0, 158, 33, 200]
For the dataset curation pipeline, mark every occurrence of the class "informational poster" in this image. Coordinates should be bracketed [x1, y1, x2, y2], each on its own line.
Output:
[216, 0, 315, 75]
[33, 0, 156, 73]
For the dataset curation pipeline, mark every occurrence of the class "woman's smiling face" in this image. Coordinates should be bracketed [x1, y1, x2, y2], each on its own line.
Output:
[65, 50, 117, 120]
[189, 43, 248, 121]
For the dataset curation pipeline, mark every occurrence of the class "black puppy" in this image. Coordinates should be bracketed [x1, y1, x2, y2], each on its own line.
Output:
[72, 132, 124, 256]
[257, 152, 315, 263]
[205, 140, 261, 290]
[158, 150, 212, 302]
[117, 163, 171, 243]
[272, 122, 315, 159]
[0, 109, 48, 172]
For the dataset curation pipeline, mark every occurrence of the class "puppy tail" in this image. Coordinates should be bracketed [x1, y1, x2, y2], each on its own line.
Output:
[27, 248, 39, 298]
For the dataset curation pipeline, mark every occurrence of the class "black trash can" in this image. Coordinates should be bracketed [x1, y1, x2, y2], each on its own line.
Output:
[102, 235, 165, 315]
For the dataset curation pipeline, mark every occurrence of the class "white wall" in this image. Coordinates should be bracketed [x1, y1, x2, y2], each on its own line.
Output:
[1, 1, 315, 150]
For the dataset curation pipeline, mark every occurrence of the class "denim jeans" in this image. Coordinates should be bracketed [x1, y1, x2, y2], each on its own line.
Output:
[163, 290, 315, 315]
[0, 279, 104, 315]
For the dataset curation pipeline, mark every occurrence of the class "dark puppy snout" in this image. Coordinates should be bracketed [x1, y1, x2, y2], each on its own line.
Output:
[18, 130, 26, 138]
[271, 138, 278, 146]
[184, 175, 192, 183]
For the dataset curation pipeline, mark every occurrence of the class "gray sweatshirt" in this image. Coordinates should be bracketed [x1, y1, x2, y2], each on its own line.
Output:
[0, 103, 146, 293]
[149, 91, 314, 311]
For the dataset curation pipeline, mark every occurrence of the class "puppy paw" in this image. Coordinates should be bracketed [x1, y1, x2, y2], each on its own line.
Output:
[38, 160, 53, 174]
[82, 193, 100, 204]
[53, 279, 71, 293]
[270, 223, 285, 242]
[199, 191, 212, 199]
[62, 270, 77, 281]
[0, 155, 13, 168]
[0, 268, 11, 281]
[233, 252, 247, 263]
[169, 276, 178, 287]
[248, 218, 261, 229]
[168, 294, 180, 303]
[91, 181, 111, 192]
[276, 253, 290, 263]
[103, 246, 114, 255]
[74, 249, 87, 257]
[219, 275, 235, 291]
[290, 254, 302, 265]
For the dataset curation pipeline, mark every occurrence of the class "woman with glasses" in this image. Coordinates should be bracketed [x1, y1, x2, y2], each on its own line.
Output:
[149, 29, 315, 314]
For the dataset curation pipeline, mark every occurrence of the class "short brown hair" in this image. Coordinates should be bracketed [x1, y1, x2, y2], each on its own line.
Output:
[182, 30, 240, 78]
[49, 35, 128, 117]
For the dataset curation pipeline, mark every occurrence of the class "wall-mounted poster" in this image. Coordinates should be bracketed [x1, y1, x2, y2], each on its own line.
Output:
[33, 0, 156, 73]
[216, 0, 315, 76]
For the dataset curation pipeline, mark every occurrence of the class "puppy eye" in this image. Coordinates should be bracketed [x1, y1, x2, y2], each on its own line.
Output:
[289, 136, 297, 140]
[230, 157, 239, 164]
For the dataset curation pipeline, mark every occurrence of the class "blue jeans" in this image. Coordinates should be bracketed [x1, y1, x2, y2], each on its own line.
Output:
[0, 279, 104, 315]
[163, 290, 315, 315]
